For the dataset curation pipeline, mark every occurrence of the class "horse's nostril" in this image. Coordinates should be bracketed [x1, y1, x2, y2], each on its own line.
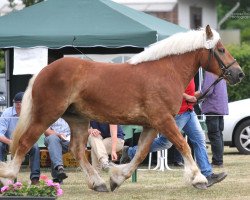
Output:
[239, 72, 245, 80]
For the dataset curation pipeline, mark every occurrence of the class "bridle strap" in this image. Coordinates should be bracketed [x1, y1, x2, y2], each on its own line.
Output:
[203, 49, 213, 71]
[214, 51, 237, 76]
[197, 47, 236, 104]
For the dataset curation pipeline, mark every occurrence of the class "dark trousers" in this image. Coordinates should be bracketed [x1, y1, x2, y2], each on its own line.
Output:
[205, 114, 224, 165]
[0, 142, 40, 180]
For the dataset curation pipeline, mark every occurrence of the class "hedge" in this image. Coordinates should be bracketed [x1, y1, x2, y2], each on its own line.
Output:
[227, 43, 250, 102]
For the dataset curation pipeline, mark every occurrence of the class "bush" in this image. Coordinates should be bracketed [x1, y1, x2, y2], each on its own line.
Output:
[0, 50, 4, 73]
[227, 43, 250, 102]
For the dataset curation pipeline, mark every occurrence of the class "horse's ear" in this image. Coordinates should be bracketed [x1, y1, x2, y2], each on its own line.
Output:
[205, 25, 213, 40]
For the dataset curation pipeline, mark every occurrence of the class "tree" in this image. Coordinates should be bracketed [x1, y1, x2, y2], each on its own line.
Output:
[216, 1, 250, 100]
[22, 0, 43, 7]
[227, 43, 250, 101]
[0, 50, 4, 73]
[217, 0, 250, 43]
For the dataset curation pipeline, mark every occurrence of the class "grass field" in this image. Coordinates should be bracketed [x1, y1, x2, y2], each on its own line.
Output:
[7, 146, 250, 200]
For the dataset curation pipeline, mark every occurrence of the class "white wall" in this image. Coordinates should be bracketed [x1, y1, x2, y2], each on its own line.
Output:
[113, 0, 177, 12]
[178, 0, 217, 29]
[219, 29, 241, 45]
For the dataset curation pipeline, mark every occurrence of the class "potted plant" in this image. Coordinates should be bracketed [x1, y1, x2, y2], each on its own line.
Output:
[0, 175, 63, 199]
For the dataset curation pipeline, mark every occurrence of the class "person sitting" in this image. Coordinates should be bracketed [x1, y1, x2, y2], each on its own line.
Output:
[88, 120, 124, 172]
[0, 92, 40, 185]
[44, 118, 70, 183]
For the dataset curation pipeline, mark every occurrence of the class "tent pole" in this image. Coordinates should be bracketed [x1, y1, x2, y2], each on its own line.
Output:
[4, 49, 11, 107]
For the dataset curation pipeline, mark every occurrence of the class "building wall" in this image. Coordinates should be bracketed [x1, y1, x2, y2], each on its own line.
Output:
[146, 5, 178, 24]
[114, 0, 217, 30]
[178, 0, 217, 29]
[218, 29, 241, 45]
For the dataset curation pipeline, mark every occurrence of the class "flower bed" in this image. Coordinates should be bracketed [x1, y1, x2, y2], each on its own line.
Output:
[0, 175, 63, 199]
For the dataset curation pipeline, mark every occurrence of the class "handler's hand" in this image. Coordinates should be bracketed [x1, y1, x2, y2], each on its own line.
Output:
[186, 95, 197, 103]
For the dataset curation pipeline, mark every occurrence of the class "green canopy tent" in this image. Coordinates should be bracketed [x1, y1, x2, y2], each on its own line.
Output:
[0, 0, 186, 104]
[0, 0, 185, 48]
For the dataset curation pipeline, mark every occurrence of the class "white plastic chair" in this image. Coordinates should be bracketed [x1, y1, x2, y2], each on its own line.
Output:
[148, 149, 172, 171]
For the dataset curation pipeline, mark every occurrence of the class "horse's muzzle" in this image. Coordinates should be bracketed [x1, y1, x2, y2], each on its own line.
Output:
[225, 67, 245, 85]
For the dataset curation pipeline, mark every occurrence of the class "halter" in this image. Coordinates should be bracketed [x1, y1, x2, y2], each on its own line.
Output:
[197, 47, 236, 104]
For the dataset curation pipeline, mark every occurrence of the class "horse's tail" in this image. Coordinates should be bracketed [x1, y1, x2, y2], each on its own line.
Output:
[10, 74, 37, 155]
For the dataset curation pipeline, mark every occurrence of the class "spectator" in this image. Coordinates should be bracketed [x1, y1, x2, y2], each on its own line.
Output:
[0, 92, 40, 185]
[44, 118, 70, 183]
[120, 79, 227, 188]
[88, 121, 124, 172]
[197, 71, 228, 167]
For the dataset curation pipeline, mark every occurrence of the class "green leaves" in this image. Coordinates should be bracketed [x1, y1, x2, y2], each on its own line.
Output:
[227, 43, 250, 101]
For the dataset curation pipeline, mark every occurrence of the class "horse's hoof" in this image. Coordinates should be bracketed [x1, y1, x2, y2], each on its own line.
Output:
[93, 183, 109, 192]
[193, 183, 207, 190]
[110, 178, 119, 192]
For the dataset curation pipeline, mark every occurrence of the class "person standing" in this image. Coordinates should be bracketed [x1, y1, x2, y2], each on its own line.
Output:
[0, 92, 40, 185]
[198, 71, 228, 167]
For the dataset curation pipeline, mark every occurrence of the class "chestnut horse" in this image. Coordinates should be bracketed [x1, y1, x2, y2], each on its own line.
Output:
[0, 25, 244, 192]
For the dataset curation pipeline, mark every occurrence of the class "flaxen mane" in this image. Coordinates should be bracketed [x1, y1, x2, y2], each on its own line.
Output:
[128, 28, 220, 65]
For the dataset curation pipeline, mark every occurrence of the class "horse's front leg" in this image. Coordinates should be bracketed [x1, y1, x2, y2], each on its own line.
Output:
[65, 117, 109, 192]
[156, 115, 207, 189]
[110, 127, 157, 191]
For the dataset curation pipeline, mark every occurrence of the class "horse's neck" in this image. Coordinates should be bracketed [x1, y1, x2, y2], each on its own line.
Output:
[161, 51, 201, 87]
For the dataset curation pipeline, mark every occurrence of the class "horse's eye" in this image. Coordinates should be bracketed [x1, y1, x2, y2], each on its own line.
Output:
[218, 48, 225, 53]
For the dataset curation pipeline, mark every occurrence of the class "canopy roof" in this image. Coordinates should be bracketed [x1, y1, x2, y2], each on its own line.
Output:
[0, 0, 186, 48]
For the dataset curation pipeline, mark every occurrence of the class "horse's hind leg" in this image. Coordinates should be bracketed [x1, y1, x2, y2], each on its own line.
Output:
[64, 116, 109, 192]
[0, 123, 45, 180]
[110, 126, 157, 191]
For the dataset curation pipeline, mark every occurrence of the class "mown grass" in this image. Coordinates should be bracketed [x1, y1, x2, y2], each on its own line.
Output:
[13, 146, 250, 200]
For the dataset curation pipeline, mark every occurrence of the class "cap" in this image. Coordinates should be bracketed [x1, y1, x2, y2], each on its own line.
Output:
[13, 92, 24, 102]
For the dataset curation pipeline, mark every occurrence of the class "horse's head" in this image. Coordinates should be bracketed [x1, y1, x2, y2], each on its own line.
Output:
[201, 25, 245, 85]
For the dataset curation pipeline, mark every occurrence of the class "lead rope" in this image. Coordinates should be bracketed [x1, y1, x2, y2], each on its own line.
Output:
[196, 76, 223, 104]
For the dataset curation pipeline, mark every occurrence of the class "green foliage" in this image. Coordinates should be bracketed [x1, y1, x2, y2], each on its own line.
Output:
[216, 0, 250, 44]
[22, 0, 43, 7]
[227, 43, 250, 101]
[0, 50, 4, 73]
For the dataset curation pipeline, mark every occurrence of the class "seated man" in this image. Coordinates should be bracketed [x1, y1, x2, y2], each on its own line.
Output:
[0, 92, 40, 185]
[88, 120, 124, 172]
[44, 118, 70, 183]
